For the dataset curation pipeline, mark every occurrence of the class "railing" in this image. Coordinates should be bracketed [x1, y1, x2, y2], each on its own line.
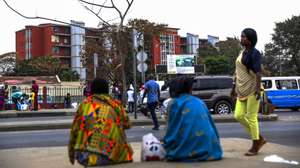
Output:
[8, 86, 84, 105]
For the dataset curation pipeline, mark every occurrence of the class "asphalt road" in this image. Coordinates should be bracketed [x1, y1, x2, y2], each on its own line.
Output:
[0, 117, 299, 150]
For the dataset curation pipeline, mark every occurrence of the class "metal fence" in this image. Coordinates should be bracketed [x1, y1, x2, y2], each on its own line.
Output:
[8, 86, 85, 104]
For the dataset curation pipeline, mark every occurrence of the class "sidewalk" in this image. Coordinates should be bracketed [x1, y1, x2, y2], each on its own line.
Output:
[0, 138, 299, 168]
[0, 109, 278, 132]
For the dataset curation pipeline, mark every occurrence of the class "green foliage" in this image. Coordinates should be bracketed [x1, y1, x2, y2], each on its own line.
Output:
[263, 15, 300, 75]
[198, 43, 219, 61]
[204, 56, 230, 75]
[13, 56, 78, 81]
[15, 56, 63, 75]
[198, 38, 242, 74]
[59, 69, 79, 81]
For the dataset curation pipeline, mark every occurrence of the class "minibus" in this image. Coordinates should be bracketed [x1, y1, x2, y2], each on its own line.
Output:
[261, 76, 300, 110]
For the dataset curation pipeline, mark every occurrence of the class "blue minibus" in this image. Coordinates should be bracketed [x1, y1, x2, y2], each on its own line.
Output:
[261, 76, 300, 111]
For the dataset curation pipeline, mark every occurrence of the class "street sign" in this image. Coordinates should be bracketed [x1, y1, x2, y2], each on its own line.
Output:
[137, 63, 148, 72]
[136, 51, 147, 62]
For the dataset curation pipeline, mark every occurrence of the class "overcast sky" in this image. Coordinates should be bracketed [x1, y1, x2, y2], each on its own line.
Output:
[1, 0, 300, 54]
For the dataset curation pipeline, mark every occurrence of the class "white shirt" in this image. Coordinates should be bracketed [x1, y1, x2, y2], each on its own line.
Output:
[127, 89, 134, 102]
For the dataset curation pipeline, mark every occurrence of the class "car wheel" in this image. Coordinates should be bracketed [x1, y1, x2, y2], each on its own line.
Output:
[214, 100, 232, 115]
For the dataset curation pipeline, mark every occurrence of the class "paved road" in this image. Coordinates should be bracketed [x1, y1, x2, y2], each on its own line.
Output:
[1, 119, 299, 149]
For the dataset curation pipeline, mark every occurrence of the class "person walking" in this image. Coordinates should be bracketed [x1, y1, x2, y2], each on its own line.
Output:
[126, 85, 134, 113]
[31, 80, 39, 111]
[163, 76, 223, 161]
[231, 28, 266, 156]
[64, 93, 71, 109]
[142, 76, 160, 130]
[68, 78, 133, 167]
[0, 85, 5, 111]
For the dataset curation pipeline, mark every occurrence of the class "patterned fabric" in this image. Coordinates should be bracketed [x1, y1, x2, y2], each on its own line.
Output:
[235, 52, 257, 100]
[163, 94, 223, 161]
[68, 94, 133, 166]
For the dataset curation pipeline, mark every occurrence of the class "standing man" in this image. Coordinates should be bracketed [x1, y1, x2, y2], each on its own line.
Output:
[142, 76, 160, 130]
[32, 80, 39, 111]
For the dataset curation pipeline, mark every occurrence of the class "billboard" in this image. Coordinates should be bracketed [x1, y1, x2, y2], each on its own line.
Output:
[167, 55, 195, 74]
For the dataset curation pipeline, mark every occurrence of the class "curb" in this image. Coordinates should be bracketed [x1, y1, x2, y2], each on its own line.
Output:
[0, 114, 278, 132]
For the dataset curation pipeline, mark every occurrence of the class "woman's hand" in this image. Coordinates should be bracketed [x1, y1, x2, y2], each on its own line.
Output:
[230, 84, 236, 99]
[255, 89, 261, 100]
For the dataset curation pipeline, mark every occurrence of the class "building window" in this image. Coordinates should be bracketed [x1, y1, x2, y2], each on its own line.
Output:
[52, 47, 60, 54]
[64, 38, 68, 44]
[51, 35, 59, 43]
[53, 27, 59, 32]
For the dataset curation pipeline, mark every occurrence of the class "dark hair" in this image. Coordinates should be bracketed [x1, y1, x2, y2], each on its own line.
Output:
[242, 28, 257, 47]
[32, 80, 36, 84]
[91, 78, 109, 94]
[169, 76, 194, 98]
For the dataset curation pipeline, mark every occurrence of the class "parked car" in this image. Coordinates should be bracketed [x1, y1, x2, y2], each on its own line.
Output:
[160, 76, 234, 114]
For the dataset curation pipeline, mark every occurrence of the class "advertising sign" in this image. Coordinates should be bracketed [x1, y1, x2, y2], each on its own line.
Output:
[167, 55, 195, 74]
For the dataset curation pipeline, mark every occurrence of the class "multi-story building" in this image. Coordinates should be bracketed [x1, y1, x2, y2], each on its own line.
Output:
[16, 22, 209, 78]
[152, 27, 181, 66]
[16, 21, 99, 80]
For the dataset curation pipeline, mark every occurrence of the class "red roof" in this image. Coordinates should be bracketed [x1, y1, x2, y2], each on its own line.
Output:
[0, 76, 60, 85]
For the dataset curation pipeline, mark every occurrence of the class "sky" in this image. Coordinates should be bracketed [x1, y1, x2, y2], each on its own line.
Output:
[0, 0, 300, 55]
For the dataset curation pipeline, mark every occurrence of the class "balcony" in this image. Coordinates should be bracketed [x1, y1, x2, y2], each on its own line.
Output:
[53, 43, 71, 47]
[54, 32, 71, 36]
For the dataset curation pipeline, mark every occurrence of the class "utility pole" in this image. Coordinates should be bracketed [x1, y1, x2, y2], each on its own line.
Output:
[132, 29, 138, 119]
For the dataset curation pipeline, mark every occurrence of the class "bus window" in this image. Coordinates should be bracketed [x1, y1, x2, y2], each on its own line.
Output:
[275, 79, 298, 90]
[262, 80, 272, 89]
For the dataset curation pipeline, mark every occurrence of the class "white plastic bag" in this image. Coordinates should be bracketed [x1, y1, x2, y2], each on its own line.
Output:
[141, 133, 166, 161]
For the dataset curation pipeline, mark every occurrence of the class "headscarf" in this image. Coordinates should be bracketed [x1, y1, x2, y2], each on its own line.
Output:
[241, 28, 259, 72]
[242, 28, 257, 47]
[169, 76, 194, 98]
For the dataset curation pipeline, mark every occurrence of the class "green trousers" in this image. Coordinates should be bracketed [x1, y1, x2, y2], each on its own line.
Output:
[234, 94, 260, 140]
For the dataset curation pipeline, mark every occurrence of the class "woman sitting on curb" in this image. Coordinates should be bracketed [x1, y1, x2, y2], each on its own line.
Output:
[163, 76, 223, 161]
[68, 78, 133, 166]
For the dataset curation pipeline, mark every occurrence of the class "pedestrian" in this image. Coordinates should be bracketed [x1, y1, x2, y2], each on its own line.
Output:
[68, 78, 133, 166]
[126, 85, 134, 113]
[83, 81, 91, 97]
[231, 28, 267, 156]
[11, 86, 22, 110]
[4, 83, 9, 110]
[29, 88, 35, 110]
[163, 76, 223, 161]
[142, 75, 160, 130]
[112, 83, 122, 101]
[64, 93, 71, 109]
[0, 85, 5, 111]
[31, 80, 39, 111]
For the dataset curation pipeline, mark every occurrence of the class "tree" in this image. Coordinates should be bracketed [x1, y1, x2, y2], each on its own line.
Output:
[217, 37, 242, 73]
[197, 43, 218, 63]
[59, 69, 80, 81]
[127, 19, 168, 79]
[204, 56, 230, 75]
[15, 56, 63, 75]
[198, 38, 242, 74]
[0, 52, 16, 75]
[78, 0, 134, 103]
[263, 15, 300, 75]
